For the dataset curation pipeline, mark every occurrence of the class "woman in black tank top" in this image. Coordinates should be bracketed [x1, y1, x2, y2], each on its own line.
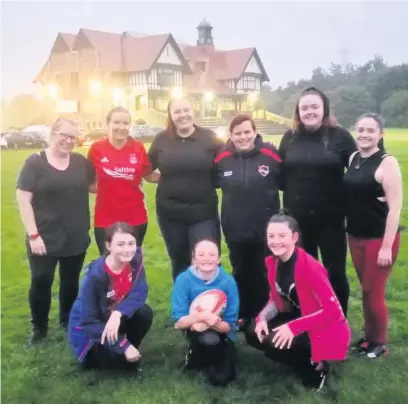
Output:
[344, 113, 402, 359]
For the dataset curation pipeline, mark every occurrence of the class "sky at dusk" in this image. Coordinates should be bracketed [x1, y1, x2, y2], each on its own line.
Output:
[2, 1, 408, 100]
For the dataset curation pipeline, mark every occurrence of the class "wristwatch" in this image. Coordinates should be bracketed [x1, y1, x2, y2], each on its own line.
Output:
[28, 233, 40, 241]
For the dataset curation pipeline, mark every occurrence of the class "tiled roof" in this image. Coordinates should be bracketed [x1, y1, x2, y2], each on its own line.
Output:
[34, 28, 269, 88]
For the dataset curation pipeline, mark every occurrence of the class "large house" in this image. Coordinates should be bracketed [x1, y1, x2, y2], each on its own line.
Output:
[34, 19, 270, 130]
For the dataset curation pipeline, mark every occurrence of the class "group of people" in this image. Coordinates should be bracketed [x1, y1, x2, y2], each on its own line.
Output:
[16, 85, 402, 391]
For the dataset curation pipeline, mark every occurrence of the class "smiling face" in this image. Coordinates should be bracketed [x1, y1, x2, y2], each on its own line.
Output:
[266, 221, 298, 260]
[107, 111, 131, 143]
[298, 93, 324, 130]
[169, 98, 194, 133]
[51, 120, 79, 155]
[106, 230, 137, 264]
[230, 120, 257, 151]
[355, 116, 383, 152]
[192, 240, 220, 275]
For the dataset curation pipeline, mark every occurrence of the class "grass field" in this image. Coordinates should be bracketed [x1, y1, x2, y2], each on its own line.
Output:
[2, 130, 408, 404]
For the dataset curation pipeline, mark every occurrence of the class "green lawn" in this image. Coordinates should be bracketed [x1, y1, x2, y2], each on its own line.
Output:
[2, 130, 408, 404]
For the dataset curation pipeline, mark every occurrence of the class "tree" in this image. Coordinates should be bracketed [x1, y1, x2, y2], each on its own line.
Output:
[262, 56, 407, 128]
[328, 86, 376, 129]
[5, 94, 46, 129]
[382, 90, 408, 128]
[1, 98, 9, 130]
[282, 92, 302, 118]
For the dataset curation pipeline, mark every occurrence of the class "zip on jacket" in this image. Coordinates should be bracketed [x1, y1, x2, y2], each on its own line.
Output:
[215, 135, 281, 243]
[68, 248, 148, 362]
[256, 247, 351, 362]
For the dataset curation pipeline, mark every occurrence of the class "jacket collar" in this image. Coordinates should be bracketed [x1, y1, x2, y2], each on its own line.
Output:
[223, 134, 265, 157]
[86, 247, 143, 278]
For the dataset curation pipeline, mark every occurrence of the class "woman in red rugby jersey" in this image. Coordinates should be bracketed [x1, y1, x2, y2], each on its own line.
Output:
[88, 107, 159, 254]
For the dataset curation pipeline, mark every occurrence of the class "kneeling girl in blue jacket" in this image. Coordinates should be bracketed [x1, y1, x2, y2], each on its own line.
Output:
[68, 222, 153, 370]
[171, 239, 239, 387]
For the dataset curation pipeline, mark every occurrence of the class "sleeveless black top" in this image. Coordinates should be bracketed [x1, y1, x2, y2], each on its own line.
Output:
[344, 150, 390, 239]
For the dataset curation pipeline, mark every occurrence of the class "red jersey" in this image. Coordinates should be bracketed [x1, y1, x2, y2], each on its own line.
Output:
[105, 262, 133, 309]
[88, 137, 152, 227]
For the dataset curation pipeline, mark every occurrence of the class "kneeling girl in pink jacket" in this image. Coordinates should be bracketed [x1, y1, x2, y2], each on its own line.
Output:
[245, 209, 351, 391]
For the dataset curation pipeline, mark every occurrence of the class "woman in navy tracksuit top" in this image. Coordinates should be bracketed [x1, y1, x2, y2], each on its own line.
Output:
[214, 114, 282, 329]
[68, 222, 153, 370]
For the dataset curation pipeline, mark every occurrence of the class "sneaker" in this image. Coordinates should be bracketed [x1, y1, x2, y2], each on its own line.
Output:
[365, 344, 389, 359]
[302, 361, 330, 392]
[29, 327, 48, 345]
[350, 338, 370, 355]
[206, 342, 236, 387]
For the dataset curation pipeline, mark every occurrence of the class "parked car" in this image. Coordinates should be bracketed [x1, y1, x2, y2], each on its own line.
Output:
[29, 131, 49, 147]
[131, 125, 163, 138]
[2, 131, 47, 149]
[0, 133, 8, 149]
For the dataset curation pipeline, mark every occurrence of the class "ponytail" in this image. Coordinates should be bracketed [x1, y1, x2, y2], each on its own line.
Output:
[268, 209, 299, 233]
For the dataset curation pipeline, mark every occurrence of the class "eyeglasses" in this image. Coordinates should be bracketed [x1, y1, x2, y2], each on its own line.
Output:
[55, 132, 77, 142]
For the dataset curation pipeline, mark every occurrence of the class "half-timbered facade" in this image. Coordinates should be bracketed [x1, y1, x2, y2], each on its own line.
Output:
[34, 20, 269, 128]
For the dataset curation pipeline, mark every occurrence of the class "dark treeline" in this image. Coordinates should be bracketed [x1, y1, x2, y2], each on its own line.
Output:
[261, 55, 408, 129]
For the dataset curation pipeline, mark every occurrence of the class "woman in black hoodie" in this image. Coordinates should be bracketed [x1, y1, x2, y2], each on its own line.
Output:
[278, 87, 357, 316]
[215, 114, 282, 329]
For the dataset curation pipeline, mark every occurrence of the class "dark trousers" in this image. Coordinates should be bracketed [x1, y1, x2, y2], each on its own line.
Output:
[245, 312, 324, 386]
[186, 330, 236, 387]
[298, 217, 349, 316]
[94, 223, 148, 255]
[227, 240, 269, 320]
[157, 214, 221, 281]
[27, 251, 87, 329]
[83, 304, 154, 370]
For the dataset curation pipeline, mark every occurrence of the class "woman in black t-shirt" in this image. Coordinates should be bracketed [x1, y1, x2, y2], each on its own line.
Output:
[16, 118, 95, 344]
[147, 97, 224, 281]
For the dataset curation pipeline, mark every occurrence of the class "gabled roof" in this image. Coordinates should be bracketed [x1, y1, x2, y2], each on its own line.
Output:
[69, 29, 191, 73]
[34, 27, 269, 87]
[180, 44, 269, 83]
[50, 32, 77, 53]
[60, 33, 76, 50]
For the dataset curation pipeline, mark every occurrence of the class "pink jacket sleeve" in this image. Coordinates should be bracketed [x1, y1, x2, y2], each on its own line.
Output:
[286, 261, 345, 337]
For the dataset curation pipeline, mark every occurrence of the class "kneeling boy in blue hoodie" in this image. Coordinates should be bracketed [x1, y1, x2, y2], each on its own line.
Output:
[171, 239, 239, 387]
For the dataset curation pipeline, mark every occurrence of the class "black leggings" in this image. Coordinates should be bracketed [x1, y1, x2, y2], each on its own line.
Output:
[227, 240, 269, 320]
[186, 330, 236, 387]
[245, 314, 332, 388]
[245, 313, 312, 369]
[298, 217, 349, 315]
[157, 214, 221, 281]
[83, 304, 154, 370]
[27, 251, 87, 329]
[94, 223, 148, 255]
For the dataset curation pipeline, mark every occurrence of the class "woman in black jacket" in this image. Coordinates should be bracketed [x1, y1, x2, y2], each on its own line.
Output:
[215, 114, 282, 329]
[278, 87, 357, 316]
[148, 97, 224, 281]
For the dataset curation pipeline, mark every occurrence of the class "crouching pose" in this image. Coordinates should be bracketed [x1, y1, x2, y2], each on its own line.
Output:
[171, 239, 239, 387]
[245, 210, 351, 391]
[68, 222, 153, 371]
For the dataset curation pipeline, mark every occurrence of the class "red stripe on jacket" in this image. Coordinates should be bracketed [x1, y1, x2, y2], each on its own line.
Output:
[258, 247, 351, 362]
[214, 150, 232, 163]
[260, 147, 282, 163]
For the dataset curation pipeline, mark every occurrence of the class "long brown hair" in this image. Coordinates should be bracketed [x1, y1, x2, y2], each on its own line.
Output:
[291, 87, 337, 132]
[166, 97, 195, 133]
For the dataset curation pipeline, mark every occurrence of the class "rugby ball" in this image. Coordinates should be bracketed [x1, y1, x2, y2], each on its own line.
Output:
[189, 289, 227, 316]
